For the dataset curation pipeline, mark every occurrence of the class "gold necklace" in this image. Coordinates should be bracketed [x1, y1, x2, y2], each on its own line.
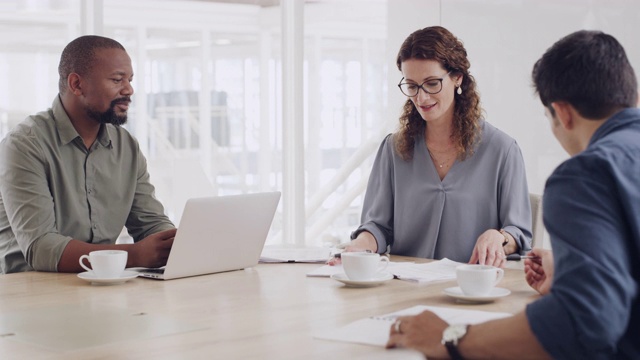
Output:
[427, 146, 456, 169]
[427, 149, 447, 168]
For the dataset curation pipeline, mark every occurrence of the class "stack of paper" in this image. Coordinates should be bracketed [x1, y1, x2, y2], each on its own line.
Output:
[390, 258, 460, 283]
[314, 305, 512, 347]
[306, 258, 462, 284]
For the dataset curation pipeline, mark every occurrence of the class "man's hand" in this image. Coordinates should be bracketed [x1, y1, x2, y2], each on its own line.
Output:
[386, 310, 449, 358]
[130, 228, 177, 268]
[524, 248, 554, 295]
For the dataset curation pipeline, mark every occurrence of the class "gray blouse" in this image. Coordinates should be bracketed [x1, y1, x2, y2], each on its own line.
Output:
[352, 121, 532, 262]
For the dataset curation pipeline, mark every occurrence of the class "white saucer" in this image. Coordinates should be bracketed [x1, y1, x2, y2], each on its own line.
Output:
[331, 272, 394, 287]
[443, 287, 511, 303]
[77, 270, 139, 285]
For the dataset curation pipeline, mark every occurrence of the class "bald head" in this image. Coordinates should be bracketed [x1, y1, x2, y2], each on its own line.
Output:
[58, 35, 126, 94]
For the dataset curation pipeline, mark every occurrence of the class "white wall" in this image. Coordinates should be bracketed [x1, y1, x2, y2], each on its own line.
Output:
[387, 0, 640, 195]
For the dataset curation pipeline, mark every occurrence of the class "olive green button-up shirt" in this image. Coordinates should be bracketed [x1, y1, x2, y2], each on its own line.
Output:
[0, 96, 174, 273]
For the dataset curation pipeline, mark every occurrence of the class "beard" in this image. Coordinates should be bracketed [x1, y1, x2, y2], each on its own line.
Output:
[87, 97, 130, 126]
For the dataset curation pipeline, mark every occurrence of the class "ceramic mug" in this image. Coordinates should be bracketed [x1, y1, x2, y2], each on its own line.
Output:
[341, 252, 389, 281]
[79, 250, 128, 278]
[456, 264, 504, 296]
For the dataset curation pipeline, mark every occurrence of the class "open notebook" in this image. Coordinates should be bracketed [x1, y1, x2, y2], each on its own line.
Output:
[137, 192, 280, 280]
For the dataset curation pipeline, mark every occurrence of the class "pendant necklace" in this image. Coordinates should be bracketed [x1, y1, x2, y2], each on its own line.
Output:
[427, 147, 453, 169]
[428, 149, 445, 168]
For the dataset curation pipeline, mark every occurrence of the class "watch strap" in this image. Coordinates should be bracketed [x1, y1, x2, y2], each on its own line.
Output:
[444, 340, 465, 360]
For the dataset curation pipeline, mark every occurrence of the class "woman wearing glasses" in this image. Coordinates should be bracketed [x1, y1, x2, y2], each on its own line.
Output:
[344, 26, 531, 267]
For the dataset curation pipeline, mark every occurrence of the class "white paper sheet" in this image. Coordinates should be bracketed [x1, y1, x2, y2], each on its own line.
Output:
[314, 305, 512, 347]
[391, 258, 460, 283]
[260, 247, 332, 263]
[306, 258, 462, 284]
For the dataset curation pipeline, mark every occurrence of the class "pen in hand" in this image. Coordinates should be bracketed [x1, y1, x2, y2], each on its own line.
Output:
[506, 254, 541, 261]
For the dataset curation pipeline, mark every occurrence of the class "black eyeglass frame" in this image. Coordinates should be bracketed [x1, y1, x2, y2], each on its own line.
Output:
[397, 71, 453, 97]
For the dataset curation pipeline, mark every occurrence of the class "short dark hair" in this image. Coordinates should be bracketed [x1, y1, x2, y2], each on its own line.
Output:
[58, 35, 126, 94]
[532, 30, 637, 120]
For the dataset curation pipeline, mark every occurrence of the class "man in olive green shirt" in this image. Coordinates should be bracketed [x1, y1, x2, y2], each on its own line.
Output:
[0, 35, 176, 274]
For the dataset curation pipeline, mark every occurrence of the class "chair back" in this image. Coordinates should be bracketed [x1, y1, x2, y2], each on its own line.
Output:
[529, 193, 546, 248]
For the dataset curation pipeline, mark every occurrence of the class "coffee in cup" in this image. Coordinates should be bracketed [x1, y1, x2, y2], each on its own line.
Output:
[79, 250, 128, 278]
[341, 252, 389, 281]
[456, 264, 504, 296]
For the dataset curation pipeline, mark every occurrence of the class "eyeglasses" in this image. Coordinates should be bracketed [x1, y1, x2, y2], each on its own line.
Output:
[398, 71, 452, 97]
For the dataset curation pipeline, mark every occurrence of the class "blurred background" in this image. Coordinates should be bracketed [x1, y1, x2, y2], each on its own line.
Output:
[1, 0, 637, 248]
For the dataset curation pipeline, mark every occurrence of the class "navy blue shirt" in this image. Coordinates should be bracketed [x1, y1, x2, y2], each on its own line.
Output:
[527, 108, 640, 359]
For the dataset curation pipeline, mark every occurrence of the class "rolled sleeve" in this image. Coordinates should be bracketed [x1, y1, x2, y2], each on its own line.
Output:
[29, 233, 73, 271]
[0, 128, 68, 272]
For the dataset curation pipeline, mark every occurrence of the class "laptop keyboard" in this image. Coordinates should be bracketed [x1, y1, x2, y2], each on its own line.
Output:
[143, 268, 165, 274]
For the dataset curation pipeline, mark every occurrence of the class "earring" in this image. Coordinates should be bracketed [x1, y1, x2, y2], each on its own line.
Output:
[456, 86, 462, 95]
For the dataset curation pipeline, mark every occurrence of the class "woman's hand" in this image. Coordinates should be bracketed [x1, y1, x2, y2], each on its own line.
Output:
[468, 229, 507, 268]
[327, 231, 378, 265]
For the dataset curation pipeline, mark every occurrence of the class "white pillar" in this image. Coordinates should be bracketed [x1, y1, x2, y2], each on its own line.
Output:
[307, 35, 321, 198]
[258, 31, 272, 192]
[80, 0, 103, 35]
[199, 30, 213, 181]
[281, 0, 305, 245]
[135, 26, 149, 153]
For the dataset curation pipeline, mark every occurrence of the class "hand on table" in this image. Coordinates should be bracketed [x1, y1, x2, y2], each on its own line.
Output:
[468, 229, 507, 268]
[327, 231, 378, 266]
[525, 248, 554, 295]
[326, 244, 372, 266]
[386, 310, 449, 358]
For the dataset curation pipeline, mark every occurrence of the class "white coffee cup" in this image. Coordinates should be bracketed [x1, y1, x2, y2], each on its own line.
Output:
[341, 252, 389, 281]
[79, 250, 128, 278]
[456, 264, 504, 296]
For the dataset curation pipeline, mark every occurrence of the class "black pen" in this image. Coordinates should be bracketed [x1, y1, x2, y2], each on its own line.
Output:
[332, 249, 373, 259]
[506, 254, 541, 261]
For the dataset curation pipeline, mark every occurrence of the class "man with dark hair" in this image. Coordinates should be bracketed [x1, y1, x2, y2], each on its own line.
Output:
[0, 35, 176, 273]
[385, 30, 640, 359]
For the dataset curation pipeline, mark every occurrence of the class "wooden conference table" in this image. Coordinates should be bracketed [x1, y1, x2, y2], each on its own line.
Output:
[0, 257, 539, 360]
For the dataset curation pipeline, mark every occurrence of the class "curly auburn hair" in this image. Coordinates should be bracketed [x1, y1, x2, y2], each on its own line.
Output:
[394, 26, 483, 161]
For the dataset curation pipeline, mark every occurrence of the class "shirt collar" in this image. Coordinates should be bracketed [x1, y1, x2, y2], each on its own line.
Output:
[52, 95, 113, 148]
[589, 108, 640, 146]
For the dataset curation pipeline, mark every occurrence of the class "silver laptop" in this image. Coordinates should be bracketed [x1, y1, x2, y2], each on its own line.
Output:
[137, 191, 281, 280]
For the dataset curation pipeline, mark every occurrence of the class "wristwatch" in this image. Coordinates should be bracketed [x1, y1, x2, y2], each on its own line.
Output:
[442, 324, 469, 360]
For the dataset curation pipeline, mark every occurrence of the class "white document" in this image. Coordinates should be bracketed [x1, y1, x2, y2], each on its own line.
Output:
[306, 258, 462, 284]
[314, 305, 512, 347]
[306, 264, 345, 277]
[260, 246, 332, 263]
[391, 258, 461, 283]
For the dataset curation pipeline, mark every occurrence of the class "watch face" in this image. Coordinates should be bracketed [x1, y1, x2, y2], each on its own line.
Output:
[443, 324, 468, 343]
